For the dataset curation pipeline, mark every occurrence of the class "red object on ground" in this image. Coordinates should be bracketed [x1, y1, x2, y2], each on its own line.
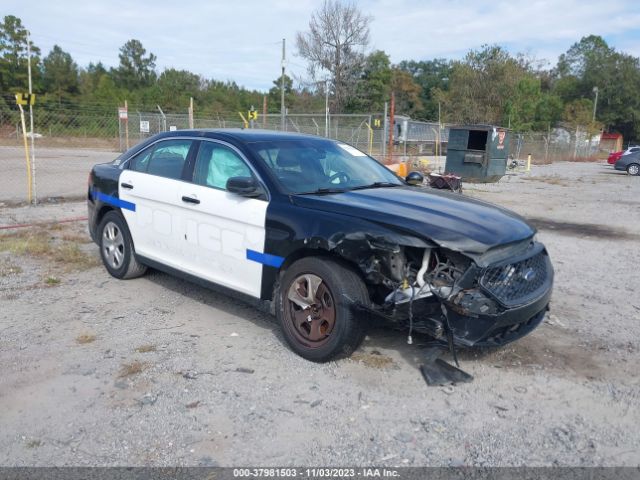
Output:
[428, 173, 463, 192]
[607, 151, 623, 164]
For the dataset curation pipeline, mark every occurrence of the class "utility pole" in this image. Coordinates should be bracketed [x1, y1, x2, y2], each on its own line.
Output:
[280, 38, 286, 131]
[27, 31, 36, 205]
[592, 86, 599, 122]
[382, 102, 388, 158]
[188, 97, 194, 129]
[438, 101, 442, 158]
[388, 92, 395, 163]
[262, 95, 267, 129]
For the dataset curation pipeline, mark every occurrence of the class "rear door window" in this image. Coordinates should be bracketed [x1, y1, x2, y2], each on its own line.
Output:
[146, 140, 193, 180]
[129, 139, 193, 180]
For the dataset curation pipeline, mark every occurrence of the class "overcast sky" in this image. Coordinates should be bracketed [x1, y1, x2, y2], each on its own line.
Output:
[5, 0, 640, 91]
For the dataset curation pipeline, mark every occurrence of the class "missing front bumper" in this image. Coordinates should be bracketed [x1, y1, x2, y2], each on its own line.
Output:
[446, 285, 552, 347]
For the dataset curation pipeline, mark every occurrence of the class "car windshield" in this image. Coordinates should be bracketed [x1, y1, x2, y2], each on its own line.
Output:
[248, 139, 403, 194]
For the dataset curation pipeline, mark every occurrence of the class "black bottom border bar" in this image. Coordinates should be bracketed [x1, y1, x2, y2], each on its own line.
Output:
[0, 467, 639, 480]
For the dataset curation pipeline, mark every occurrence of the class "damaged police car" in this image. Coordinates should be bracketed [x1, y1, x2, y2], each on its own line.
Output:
[88, 130, 553, 362]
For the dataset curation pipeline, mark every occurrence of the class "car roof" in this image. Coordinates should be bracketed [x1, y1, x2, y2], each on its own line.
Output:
[155, 128, 333, 143]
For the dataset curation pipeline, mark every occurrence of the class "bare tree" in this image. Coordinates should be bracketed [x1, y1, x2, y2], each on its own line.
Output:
[296, 1, 371, 113]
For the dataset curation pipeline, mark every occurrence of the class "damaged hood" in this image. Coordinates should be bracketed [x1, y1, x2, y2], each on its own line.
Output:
[291, 187, 535, 254]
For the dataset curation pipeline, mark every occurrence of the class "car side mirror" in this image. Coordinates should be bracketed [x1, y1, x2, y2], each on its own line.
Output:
[226, 176, 262, 198]
[405, 171, 424, 186]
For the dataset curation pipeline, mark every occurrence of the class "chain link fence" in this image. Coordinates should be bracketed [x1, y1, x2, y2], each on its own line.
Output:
[124, 111, 385, 155]
[0, 103, 607, 205]
[510, 125, 602, 165]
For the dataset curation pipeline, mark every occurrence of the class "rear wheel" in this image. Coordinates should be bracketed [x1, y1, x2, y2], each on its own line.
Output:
[276, 257, 369, 362]
[627, 163, 640, 176]
[98, 211, 146, 279]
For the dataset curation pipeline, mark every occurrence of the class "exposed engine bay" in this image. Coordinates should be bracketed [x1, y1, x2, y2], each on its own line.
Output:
[349, 238, 553, 351]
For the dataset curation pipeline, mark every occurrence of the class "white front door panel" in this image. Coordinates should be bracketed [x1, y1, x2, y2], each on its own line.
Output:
[176, 183, 267, 298]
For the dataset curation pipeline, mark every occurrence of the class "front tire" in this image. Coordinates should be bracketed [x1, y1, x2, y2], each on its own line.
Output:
[98, 211, 147, 279]
[627, 163, 640, 176]
[276, 257, 369, 362]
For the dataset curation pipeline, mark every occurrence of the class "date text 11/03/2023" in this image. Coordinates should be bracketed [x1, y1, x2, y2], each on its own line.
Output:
[233, 467, 400, 478]
[232, 468, 400, 478]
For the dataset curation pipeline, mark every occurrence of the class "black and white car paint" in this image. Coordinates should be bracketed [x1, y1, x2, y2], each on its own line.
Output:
[88, 129, 554, 362]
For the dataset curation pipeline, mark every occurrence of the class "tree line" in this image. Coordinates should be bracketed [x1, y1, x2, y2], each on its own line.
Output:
[1, 5, 639, 141]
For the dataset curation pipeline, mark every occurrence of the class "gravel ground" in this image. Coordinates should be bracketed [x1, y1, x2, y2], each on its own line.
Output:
[0, 161, 638, 467]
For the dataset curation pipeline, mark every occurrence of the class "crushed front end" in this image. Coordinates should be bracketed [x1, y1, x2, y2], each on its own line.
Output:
[357, 238, 554, 348]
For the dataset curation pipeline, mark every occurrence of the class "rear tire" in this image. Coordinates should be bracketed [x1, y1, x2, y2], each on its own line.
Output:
[627, 163, 640, 176]
[97, 211, 147, 280]
[276, 257, 369, 362]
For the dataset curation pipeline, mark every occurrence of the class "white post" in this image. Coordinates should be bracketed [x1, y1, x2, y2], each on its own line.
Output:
[157, 105, 167, 131]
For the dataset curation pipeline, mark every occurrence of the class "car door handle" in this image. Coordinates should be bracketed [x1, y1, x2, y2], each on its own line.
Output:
[121, 182, 134, 190]
[181, 195, 200, 205]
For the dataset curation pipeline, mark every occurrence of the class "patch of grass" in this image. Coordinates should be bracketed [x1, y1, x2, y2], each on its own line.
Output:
[0, 259, 22, 277]
[52, 243, 100, 271]
[135, 344, 156, 353]
[76, 333, 96, 344]
[119, 360, 148, 377]
[0, 226, 99, 273]
[44, 276, 61, 286]
[351, 351, 395, 369]
[521, 175, 568, 186]
[25, 439, 42, 448]
[61, 232, 92, 244]
[0, 229, 50, 256]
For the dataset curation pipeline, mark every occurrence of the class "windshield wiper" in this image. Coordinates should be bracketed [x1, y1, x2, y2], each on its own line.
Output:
[295, 187, 348, 195]
[349, 182, 402, 190]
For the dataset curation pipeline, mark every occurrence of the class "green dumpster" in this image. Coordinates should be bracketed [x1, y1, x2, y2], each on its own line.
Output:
[444, 125, 510, 182]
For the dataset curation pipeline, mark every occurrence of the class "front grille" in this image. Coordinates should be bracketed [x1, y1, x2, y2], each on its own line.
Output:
[480, 250, 550, 306]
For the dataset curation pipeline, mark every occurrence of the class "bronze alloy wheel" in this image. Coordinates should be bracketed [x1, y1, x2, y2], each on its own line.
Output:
[285, 273, 336, 348]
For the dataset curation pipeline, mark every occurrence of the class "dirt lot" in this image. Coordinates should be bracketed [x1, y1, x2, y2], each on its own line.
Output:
[0, 161, 638, 467]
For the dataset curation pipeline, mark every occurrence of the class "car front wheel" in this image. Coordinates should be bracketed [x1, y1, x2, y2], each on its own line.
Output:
[276, 257, 369, 362]
[627, 163, 640, 176]
[98, 211, 147, 279]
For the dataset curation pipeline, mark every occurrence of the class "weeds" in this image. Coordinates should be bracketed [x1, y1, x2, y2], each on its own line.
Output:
[350, 351, 395, 369]
[0, 259, 22, 277]
[45, 276, 61, 286]
[119, 360, 147, 377]
[0, 224, 99, 273]
[135, 344, 157, 353]
[76, 333, 96, 344]
[0, 229, 50, 256]
[521, 175, 568, 186]
[61, 232, 92, 244]
[52, 243, 100, 271]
